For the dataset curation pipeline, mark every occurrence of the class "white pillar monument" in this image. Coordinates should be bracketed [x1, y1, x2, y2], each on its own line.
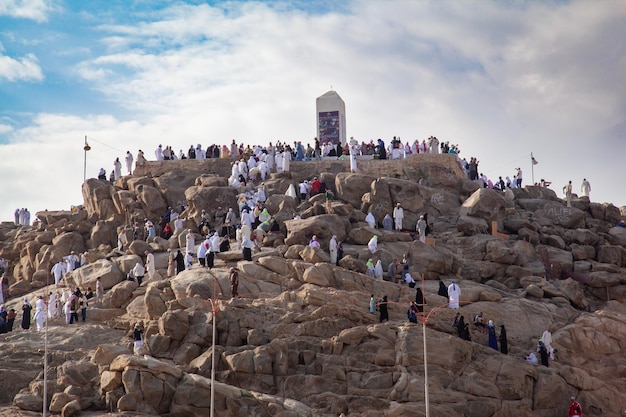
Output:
[316, 90, 346, 146]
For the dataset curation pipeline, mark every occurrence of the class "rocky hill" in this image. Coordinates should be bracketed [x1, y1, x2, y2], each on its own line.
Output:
[1, 154, 626, 417]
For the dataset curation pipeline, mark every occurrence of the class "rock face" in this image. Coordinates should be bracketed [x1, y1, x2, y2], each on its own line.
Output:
[1, 154, 626, 417]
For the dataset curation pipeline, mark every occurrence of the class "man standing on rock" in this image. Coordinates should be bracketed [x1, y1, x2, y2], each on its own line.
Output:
[416, 215, 427, 242]
[448, 280, 461, 309]
[145, 250, 155, 282]
[563, 181, 573, 207]
[393, 203, 404, 231]
[125, 151, 134, 174]
[580, 178, 591, 198]
[34, 295, 46, 331]
[329, 235, 338, 265]
[185, 229, 195, 255]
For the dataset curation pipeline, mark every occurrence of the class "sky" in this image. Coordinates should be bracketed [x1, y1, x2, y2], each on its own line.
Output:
[0, 0, 625, 222]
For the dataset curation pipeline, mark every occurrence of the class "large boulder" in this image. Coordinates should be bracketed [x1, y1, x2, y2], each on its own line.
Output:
[63, 259, 124, 290]
[284, 215, 347, 247]
[335, 173, 376, 209]
[184, 186, 238, 228]
[538, 202, 587, 229]
[459, 188, 510, 226]
[81, 178, 115, 218]
[153, 169, 199, 209]
[135, 184, 168, 219]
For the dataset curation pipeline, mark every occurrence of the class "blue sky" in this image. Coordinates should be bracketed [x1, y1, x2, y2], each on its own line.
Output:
[0, 0, 625, 220]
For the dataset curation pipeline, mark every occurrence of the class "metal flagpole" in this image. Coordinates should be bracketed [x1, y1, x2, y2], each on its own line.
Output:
[83, 135, 91, 182]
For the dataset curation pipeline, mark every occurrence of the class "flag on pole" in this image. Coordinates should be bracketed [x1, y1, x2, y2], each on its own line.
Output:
[531, 154, 538, 165]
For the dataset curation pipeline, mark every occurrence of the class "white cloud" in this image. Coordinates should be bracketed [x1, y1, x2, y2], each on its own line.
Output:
[0, 51, 43, 81]
[0, 0, 625, 220]
[0, 0, 56, 23]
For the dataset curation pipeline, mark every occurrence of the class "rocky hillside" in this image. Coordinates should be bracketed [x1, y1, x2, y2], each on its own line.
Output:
[1, 154, 626, 417]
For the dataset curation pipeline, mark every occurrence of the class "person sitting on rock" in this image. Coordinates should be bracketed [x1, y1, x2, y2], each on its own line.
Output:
[525, 351, 538, 364]
[473, 312, 486, 333]
[309, 235, 320, 249]
[404, 272, 416, 288]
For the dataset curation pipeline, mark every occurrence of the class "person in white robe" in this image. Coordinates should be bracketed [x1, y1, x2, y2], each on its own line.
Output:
[51, 261, 66, 286]
[429, 137, 439, 154]
[525, 351, 538, 364]
[349, 145, 358, 173]
[374, 260, 383, 280]
[282, 150, 291, 172]
[416, 215, 427, 243]
[257, 185, 267, 203]
[230, 141, 238, 159]
[247, 156, 257, 171]
[125, 151, 134, 174]
[368, 235, 378, 254]
[185, 230, 195, 255]
[113, 158, 122, 180]
[241, 210, 253, 230]
[184, 252, 193, 269]
[393, 203, 404, 231]
[173, 217, 184, 234]
[580, 178, 591, 198]
[230, 162, 240, 183]
[365, 212, 376, 229]
[265, 153, 275, 173]
[238, 160, 248, 180]
[448, 280, 461, 309]
[329, 235, 338, 265]
[285, 183, 297, 200]
[118, 229, 128, 251]
[258, 160, 268, 181]
[275, 152, 283, 173]
[65, 257, 74, 274]
[404, 272, 416, 286]
[48, 292, 57, 318]
[155, 145, 163, 161]
[145, 251, 156, 281]
[197, 239, 208, 266]
[35, 296, 46, 331]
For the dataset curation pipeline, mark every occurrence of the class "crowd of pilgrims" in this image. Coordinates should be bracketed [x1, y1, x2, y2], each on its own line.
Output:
[97, 136, 466, 182]
[93, 135, 532, 197]
[4, 136, 559, 369]
[0, 257, 103, 333]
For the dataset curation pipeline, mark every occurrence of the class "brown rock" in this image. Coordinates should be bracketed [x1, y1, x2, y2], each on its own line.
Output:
[334, 173, 376, 209]
[61, 400, 82, 417]
[457, 215, 489, 235]
[284, 214, 347, 247]
[63, 258, 124, 290]
[459, 188, 510, 225]
[299, 245, 330, 264]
